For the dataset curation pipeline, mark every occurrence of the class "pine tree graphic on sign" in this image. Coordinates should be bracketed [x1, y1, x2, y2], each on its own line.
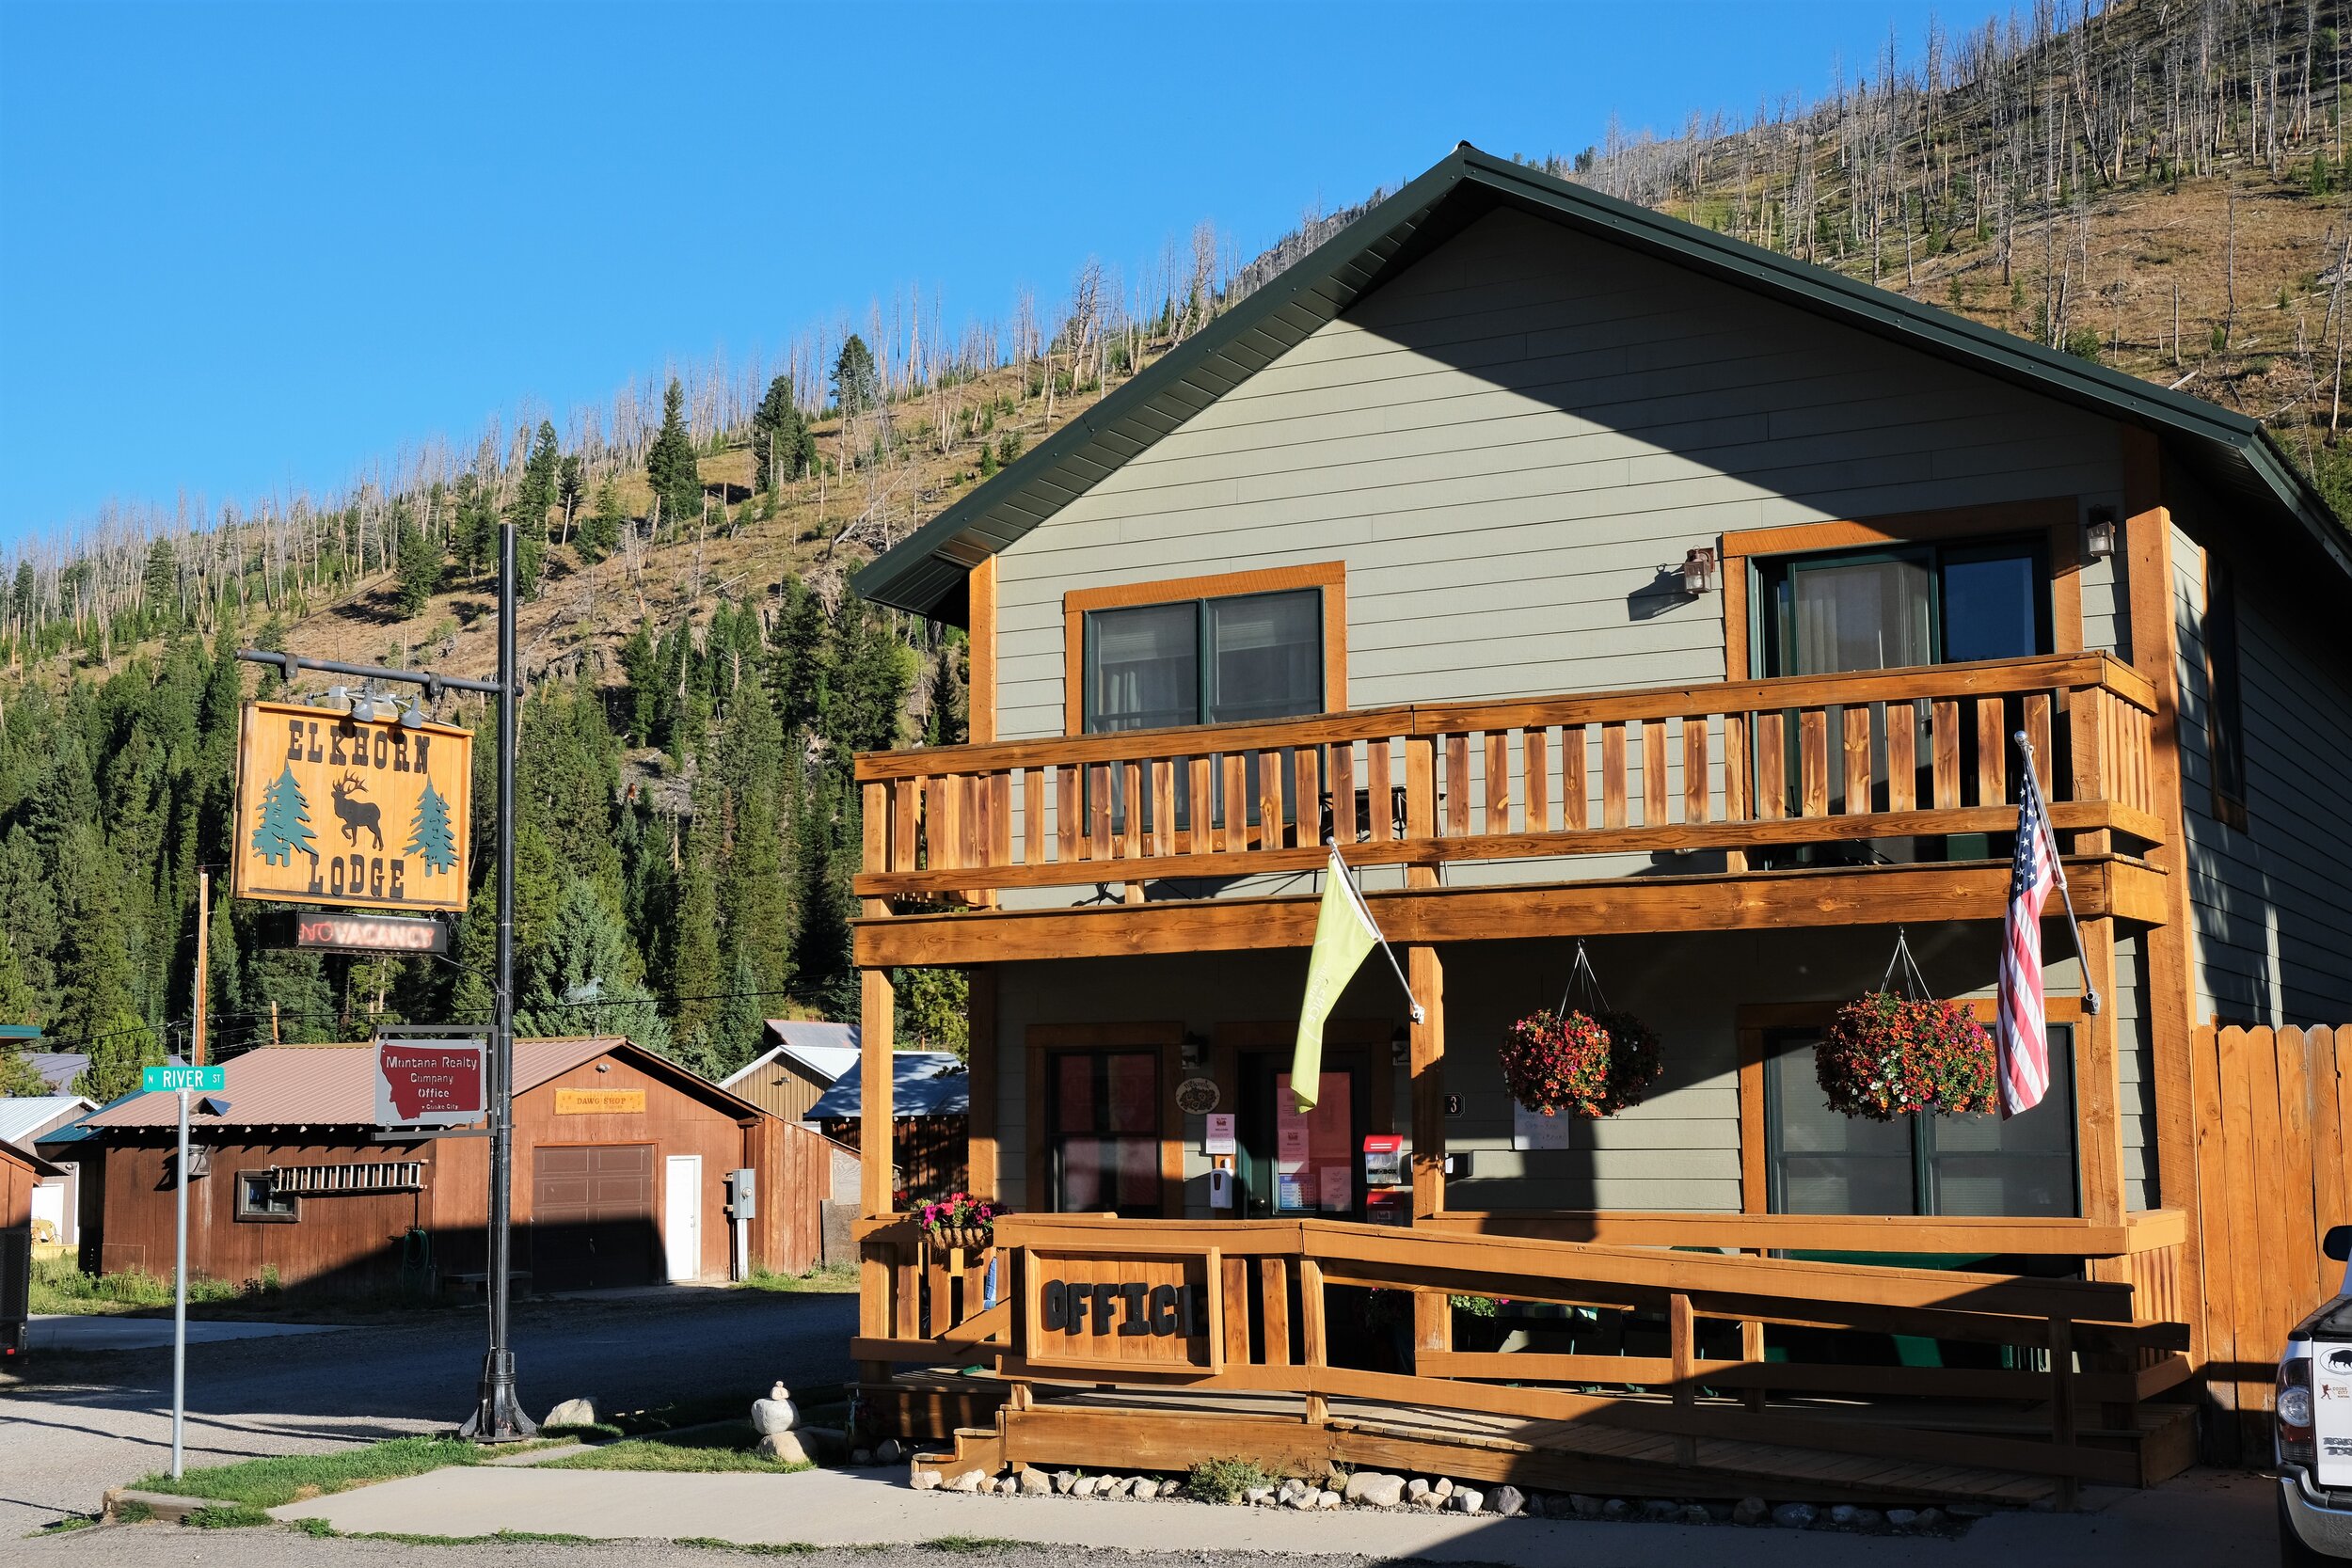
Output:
[251, 765, 320, 871]
[404, 777, 457, 874]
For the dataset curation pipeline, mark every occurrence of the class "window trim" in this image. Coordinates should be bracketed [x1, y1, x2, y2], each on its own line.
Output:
[1720, 499, 2085, 679]
[1736, 996, 2086, 1216]
[233, 1169, 301, 1224]
[1024, 1022, 1185, 1216]
[1062, 563, 1347, 736]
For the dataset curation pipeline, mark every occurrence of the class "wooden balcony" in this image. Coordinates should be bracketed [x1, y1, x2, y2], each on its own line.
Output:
[852, 652, 2164, 926]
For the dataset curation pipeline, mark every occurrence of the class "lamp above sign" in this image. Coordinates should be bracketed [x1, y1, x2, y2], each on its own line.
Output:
[233, 699, 473, 912]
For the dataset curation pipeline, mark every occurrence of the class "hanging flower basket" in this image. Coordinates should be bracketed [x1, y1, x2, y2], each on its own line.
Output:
[1499, 1007, 1663, 1119]
[1815, 991, 1996, 1120]
[918, 1192, 1000, 1250]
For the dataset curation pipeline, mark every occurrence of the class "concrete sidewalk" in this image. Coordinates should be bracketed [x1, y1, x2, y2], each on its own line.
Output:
[28, 1315, 347, 1352]
[272, 1463, 2274, 1565]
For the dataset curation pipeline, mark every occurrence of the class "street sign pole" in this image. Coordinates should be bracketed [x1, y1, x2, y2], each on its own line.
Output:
[460, 514, 533, 1442]
[142, 1063, 224, 1479]
[171, 1085, 187, 1479]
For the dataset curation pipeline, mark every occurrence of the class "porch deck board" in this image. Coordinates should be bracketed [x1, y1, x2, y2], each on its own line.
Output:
[994, 1379, 2060, 1506]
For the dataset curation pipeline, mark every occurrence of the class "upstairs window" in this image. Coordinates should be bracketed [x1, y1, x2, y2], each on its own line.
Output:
[1756, 537, 2051, 677]
[1083, 589, 1323, 733]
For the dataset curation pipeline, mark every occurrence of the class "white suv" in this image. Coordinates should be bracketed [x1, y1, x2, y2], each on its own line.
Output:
[2280, 1225, 2352, 1563]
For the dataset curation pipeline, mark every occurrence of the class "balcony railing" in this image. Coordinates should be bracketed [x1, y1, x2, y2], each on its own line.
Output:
[851, 652, 2162, 908]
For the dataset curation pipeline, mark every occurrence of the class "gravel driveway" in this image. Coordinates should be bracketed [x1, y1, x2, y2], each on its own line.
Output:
[0, 1289, 854, 1536]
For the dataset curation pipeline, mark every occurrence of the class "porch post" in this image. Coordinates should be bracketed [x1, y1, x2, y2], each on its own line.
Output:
[1409, 944, 1445, 1221]
[2078, 916, 2125, 1227]
[966, 966, 998, 1200]
[2122, 428, 2207, 1358]
[860, 968, 896, 1215]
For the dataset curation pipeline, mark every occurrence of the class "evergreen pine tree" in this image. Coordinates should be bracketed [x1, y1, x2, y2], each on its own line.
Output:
[644, 378, 702, 526]
[556, 454, 585, 530]
[668, 825, 723, 1041]
[515, 878, 670, 1053]
[578, 480, 625, 562]
[708, 948, 766, 1077]
[141, 539, 178, 622]
[394, 514, 442, 615]
[834, 336, 880, 414]
[750, 375, 806, 494]
[713, 676, 795, 1004]
[521, 420, 562, 520]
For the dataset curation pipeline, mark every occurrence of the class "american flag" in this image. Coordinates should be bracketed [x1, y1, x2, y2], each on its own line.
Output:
[1997, 781, 2058, 1117]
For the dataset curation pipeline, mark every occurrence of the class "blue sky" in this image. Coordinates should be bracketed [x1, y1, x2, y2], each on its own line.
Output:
[0, 1, 2011, 548]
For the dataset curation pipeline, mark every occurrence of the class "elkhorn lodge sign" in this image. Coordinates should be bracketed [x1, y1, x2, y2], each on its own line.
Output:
[234, 700, 473, 912]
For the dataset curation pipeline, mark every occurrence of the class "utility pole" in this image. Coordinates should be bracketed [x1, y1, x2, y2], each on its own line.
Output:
[192, 868, 208, 1067]
[460, 513, 534, 1442]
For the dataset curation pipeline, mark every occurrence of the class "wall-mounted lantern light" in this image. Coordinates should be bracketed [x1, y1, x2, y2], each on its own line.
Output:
[1680, 546, 1721, 596]
[2086, 506, 2119, 562]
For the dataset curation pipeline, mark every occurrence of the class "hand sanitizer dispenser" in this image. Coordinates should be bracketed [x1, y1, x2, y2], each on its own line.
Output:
[1208, 1166, 1235, 1210]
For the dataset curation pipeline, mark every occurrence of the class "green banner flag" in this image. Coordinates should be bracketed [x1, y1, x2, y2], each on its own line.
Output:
[1291, 849, 1384, 1113]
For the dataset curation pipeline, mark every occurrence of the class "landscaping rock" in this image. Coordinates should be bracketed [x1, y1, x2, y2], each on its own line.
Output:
[910, 1468, 941, 1492]
[1406, 1479, 1431, 1501]
[796, 1425, 848, 1463]
[751, 1386, 798, 1436]
[1315, 1490, 1342, 1510]
[943, 1469, 987, 1495]
[1772, 1502, 1818, 1528]
[1679, 1505, 1711, 1526]
[1601, 1498, 1631, 1521]
[1885, 1509, 1919, 1530]
[1733, 1497, 1770, 1526]
[1642, 1499, 1681, 1522]
[1409, 1491, 1447, 1511]
[1345, 1472, 1406, 1509]
[1244, 1486, 1275, 1506]
[851, 1449, 875, 1466]
[1571, 1494, 1605, 1519]
[1053, 1471, 1076, 1495]
[1450, 1487, 1485, 1514]
[1915, 1509, 1947, 1531]
[1831, 1505, 1883, 1529]
[1072, 1476, 1099, 1498]
[1487, 1484, 1525, 1517]
[756, 1433, 810, 1465]
[1433, 1477, 1454, 1498]
[543, 1397, 597, 1429]
[1019, 1469, 1052, 1496]
[876, 1439, 904, 1464]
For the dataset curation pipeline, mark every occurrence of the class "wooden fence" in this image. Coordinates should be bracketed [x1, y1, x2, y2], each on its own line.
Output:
[857, 1214, 2193, 1503]
[2191, 1023, 2352, 1461]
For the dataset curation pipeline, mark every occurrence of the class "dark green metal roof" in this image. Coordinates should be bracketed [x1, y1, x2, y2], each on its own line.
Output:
[854, 145, 2351, 620]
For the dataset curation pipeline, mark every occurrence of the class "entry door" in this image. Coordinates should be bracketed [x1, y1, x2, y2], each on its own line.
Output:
[664, 1156, 702, 1281]
[1235, 1050, 1367, 1220]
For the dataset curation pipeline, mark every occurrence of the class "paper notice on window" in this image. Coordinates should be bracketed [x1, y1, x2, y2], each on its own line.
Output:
[1318, 1164, 1352, 1212]
[1513, 1100, 1575, 1150]
[1276, 1172, 1311, 1212]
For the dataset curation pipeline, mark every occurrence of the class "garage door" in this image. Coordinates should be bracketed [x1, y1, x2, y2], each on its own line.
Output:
[531, 1145, 656, 1291]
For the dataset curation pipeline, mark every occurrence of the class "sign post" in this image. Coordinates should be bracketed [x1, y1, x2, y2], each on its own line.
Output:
[144, 1063, 225, 1480]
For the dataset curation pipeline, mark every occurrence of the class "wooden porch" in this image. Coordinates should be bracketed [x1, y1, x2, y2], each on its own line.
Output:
[844, 649, 2199, 1503]
[853, 1215, 2195, 1507]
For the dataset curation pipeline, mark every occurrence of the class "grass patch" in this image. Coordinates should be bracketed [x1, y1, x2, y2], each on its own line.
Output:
[333, 1529, 596, 1546]
[739, 1264, 859, 1294]
[32, 1255, 268, 1315]
[31, 1516, 98, 1536]
[675, 1540, 822, 1555]
[921, 1539, 1024, 1553]
[1184, 1456, 1270, 1504]
[186, 1503, 274, 1529]
[540, 1421, 810, 1474]
[131, 1436, 485, 1509]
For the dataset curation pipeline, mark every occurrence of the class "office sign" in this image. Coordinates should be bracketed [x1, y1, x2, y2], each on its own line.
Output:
[233, 700, 473, 912]
[554, 1088, 645, 1116]
[144, 1065, 226, 1094]
[375, 1037, 485, 1128]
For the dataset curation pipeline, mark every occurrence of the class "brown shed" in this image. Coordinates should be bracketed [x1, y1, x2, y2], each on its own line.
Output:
[721, 1022, 861, 1123]
[71, 1037, 835, 1293]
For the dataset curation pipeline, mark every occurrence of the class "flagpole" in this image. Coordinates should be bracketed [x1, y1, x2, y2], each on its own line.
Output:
[1324, 838, 1423, 1023]
[2012, 732, 2101, 1016]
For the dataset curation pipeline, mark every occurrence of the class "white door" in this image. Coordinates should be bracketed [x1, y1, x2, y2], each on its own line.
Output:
[663, 1156, 702, 1281]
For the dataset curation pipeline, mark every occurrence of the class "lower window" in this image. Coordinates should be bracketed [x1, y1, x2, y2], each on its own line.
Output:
[234, 1171, 300, 1223]
[1046, 1050, 1162, 1216]
[1763, 1024, 2079, 1216]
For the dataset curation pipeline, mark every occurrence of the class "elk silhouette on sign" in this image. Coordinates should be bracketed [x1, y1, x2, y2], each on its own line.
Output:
[331, 772, 385, 849]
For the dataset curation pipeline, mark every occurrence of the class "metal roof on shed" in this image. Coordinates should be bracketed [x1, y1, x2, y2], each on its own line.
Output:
[808, 1051, 969, 1120]
[0, 1095, 95, 1148]
[79, 1037, 624, 1130]
[853, 143, 2351, 621]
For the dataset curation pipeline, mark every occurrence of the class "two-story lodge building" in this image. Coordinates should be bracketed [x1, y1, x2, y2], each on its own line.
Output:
[836, 146, 2352, 1505]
